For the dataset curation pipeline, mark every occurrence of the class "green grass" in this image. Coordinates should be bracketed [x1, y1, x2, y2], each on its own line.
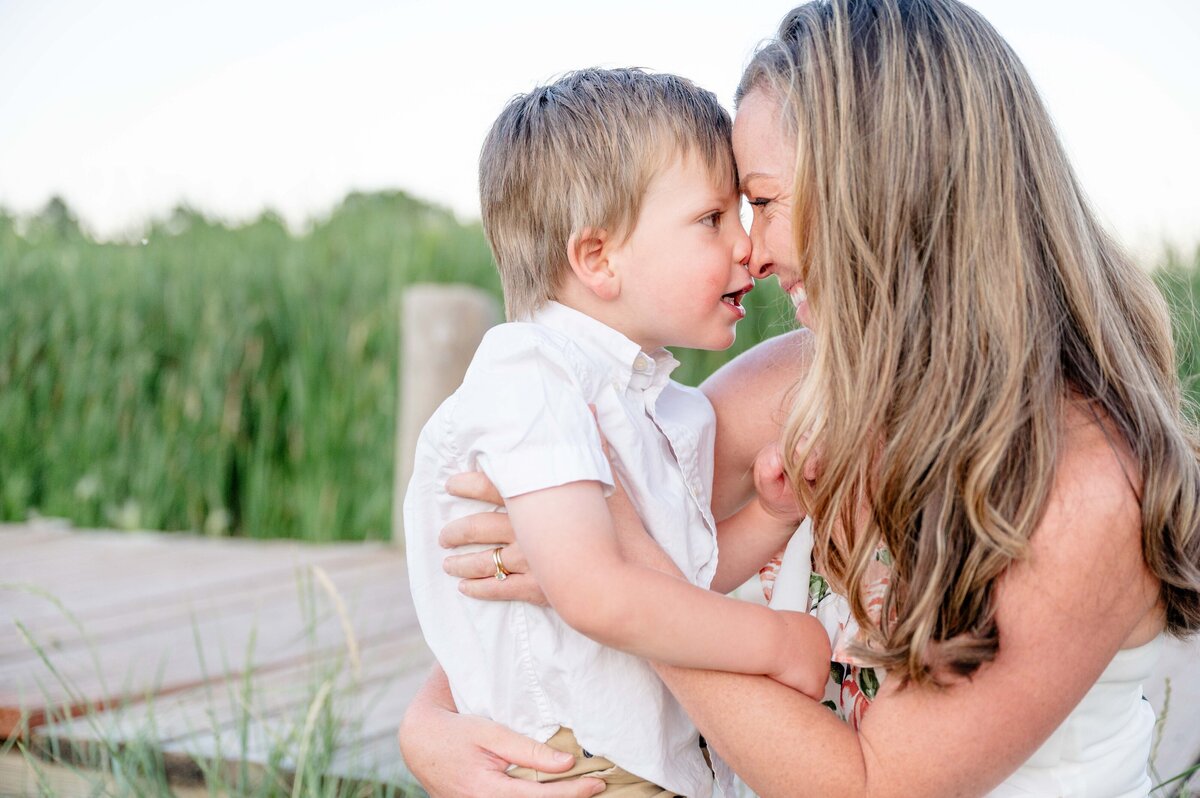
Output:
[1155, 248, 1200, 422]
[1, 196, 1196, 541]
[0, 194, 792, 541]
[0, 195, 499, 541]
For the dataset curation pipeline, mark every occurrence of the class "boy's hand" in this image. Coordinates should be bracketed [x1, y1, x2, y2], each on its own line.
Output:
[769, 610, 833, 700]
[753, 442, 806, 524]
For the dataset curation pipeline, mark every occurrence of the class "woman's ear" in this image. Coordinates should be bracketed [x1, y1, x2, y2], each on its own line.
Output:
[567, 228, 620, 301]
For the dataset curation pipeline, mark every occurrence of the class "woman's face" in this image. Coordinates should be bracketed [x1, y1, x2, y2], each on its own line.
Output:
[732, 88, 810, 328]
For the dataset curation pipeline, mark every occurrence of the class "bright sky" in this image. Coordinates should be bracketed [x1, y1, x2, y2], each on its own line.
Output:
[1, 0, 1197, 262]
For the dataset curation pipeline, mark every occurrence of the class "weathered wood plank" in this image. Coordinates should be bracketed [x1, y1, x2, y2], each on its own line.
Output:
[1, 533, 381, 632]
[1, 529, 416, 741]
[1, 550, 402, 662]
[0, 749, 215, 798]
[30, 637, 432, 791]
[9, 524, 1196, 798]
[33, 635, 429, 751]
[5, 525, 431, 793]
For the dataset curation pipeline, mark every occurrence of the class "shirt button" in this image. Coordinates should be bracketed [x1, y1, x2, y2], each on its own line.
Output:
[633, 355, 651, 373]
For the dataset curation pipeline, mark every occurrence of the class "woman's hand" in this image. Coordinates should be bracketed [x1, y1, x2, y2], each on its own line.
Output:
[399, 666, 605, 798]
[753, 442, 806, 524]
[439, 472, 548, 604]
[440, 410, 677, 597]
[439, 468, 678, 596]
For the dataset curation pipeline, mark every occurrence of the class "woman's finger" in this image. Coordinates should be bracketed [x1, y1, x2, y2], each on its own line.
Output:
[443, 544, 528, 579]
[487, 774, 606, 798]
[459, 573, 549, 606]
[482, 774, 605, 798]
[446, 471, 505, 505]
[480, 723, 575, 772]
[587, 404, 612, 460]
[753, 444, 784, 487]
[439, 509, 516, 548]
[533, 779, 606, 798]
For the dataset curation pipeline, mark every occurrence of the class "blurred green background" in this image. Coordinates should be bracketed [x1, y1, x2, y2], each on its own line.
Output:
[2, 193, 1196, 541]
[0, 193, 799, 540]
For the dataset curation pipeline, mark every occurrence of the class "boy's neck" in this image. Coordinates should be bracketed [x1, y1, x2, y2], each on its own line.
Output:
[552, 282, 661, 352]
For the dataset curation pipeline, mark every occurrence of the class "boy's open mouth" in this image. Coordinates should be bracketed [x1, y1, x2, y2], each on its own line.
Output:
[721, 285, 753, 309]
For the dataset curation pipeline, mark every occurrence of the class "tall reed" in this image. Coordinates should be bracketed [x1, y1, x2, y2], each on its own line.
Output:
[1, 197, 1193, 540]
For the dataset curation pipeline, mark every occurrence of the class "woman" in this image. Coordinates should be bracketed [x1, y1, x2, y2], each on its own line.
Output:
[400, 1, 1200, 795]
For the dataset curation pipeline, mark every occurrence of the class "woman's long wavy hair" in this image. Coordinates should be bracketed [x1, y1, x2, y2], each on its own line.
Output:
[739, 0, 1200, 685]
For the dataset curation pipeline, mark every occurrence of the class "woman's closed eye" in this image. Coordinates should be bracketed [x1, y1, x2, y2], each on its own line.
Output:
[747, 197, 773, 210]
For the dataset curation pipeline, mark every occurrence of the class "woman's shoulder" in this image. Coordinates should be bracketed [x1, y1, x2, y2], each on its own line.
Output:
[701, 329, 814, 516]
[1018, 395, 1163, 646]
[700, 328, 813, 446]
[701, 328, 813, 399]
[1055, 396, 1142, 509]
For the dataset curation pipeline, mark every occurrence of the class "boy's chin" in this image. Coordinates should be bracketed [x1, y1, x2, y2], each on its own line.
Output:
[682, 331, 737, 352]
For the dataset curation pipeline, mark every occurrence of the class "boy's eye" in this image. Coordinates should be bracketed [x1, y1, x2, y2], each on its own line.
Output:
[700, 211, 722, 228]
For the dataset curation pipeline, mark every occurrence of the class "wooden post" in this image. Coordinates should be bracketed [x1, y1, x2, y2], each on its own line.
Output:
[393, 284, 501, 544]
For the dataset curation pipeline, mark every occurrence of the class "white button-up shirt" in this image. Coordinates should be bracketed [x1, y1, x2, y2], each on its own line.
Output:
[405, 301, 723, 797]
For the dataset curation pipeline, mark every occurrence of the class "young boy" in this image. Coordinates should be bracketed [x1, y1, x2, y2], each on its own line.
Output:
[404, 68, 830, 797]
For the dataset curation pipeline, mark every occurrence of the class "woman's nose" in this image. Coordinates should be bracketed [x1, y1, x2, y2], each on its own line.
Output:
[747, 245, 773, 279]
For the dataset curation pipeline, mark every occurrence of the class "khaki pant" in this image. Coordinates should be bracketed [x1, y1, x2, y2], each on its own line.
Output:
[508, 727, 682, 796]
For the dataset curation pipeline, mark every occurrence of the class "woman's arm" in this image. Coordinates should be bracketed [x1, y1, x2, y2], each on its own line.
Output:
[435, 410, 1161, 796]
[416, 336, 1162, 796]
[650, 418, 1162, 797]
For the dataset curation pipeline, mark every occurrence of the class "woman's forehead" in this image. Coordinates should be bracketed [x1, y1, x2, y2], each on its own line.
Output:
[733, 90, 794, 183]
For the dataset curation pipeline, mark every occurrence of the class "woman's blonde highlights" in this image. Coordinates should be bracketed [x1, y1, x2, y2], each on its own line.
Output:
[741, 0, 1200, 684]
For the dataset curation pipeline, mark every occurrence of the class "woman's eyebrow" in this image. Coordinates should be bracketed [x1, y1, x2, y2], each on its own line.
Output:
[738, 171, 773, 192]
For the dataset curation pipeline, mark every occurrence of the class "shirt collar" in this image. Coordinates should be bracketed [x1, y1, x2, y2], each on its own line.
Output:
[527, 301, 680, 398]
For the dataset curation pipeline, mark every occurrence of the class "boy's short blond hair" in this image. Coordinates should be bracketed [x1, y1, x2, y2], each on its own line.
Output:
[480, 67, 736, 320]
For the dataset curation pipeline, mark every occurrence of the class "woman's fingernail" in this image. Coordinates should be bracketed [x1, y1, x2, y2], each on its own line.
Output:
[553, 750, 574, 763]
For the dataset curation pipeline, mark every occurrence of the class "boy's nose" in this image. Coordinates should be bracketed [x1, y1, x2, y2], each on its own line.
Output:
[732, 228, 752, 268]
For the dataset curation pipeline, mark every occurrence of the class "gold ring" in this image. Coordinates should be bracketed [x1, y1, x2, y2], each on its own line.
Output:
[492, 547, 510, 581]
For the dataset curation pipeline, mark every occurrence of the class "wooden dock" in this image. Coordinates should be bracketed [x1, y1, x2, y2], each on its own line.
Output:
[2, 521, 432, 796]
[3, 521, 1199, 796]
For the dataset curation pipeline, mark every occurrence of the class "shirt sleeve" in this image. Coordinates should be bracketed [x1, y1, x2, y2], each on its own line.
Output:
[449, 324, 614, 499]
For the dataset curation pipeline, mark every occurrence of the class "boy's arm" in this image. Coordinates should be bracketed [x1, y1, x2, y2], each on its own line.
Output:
[712, 499, 799, 594]
[507, 480, 830, 699]
[712, 442, 808, 594]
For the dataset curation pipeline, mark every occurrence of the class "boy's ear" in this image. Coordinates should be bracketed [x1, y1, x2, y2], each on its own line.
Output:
[567, 227, 620, 301]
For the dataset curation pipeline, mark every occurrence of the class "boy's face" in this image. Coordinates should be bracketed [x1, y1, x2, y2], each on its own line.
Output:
[606, 153, 753, 352]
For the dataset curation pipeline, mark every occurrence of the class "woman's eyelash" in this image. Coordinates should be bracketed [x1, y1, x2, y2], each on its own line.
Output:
[748, 197, 772, 207]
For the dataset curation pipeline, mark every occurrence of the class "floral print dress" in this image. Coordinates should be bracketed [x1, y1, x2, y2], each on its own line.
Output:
[758, 522, 890, 730]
